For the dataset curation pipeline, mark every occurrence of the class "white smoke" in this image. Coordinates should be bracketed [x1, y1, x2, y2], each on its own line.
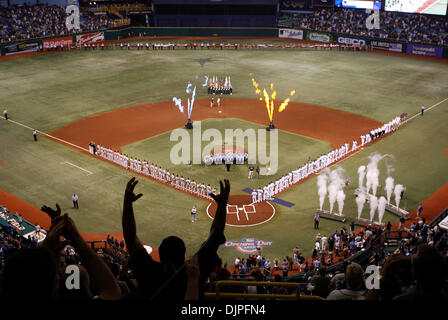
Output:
[328, 167, 345, 214]
[366, 153, 382, 196]
[358, 165, 366, 191]
[336, 190, 346, 216]
[385, 176, 395, 205]
[355, 193, 366, 219]
[369, 195, 378, 222]
[394, 184, 405, 208]
[187, 86, 196, 118]
[172, 97, 184, 113]
[317, 170, 329, 211]
[378, 196, 387, 225]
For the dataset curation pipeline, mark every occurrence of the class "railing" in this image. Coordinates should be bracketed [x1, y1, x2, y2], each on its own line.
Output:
[205, 280, 324, 300]
[86, 240, 107, 249]
[429, 206, 448, 227]
[286, 232, 383, 282]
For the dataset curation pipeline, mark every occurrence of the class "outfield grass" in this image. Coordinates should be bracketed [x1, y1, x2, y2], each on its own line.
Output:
[0, 44, 447, 264]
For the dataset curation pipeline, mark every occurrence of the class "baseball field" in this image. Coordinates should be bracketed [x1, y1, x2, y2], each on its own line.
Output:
[0, 39, 447, 264]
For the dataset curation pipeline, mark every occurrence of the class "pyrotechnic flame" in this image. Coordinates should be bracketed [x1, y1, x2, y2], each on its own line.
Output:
[278, 90, 296, 112]
[250, 76, 296, 121]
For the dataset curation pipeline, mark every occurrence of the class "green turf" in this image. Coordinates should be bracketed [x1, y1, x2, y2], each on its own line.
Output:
[121, 118, 331, 193]
[0, 43, 447, 264]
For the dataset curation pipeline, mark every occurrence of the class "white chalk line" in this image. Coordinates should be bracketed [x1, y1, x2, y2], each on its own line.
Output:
[402, 97, 448, 125]
[1, 116, 90, 153]
[332, 96, 448, 166]
[60, 161, 93, 176]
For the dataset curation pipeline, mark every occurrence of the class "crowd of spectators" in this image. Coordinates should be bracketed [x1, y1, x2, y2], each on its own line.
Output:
[0, 4, 108, 43]
[228, 217, 448, 300]
[0, 177, 447, 300]
[278, 7, 448, 46]
[0, 177, 231, 300]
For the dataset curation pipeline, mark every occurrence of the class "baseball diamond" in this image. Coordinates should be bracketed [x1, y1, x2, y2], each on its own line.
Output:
[1, 0, 448, 304]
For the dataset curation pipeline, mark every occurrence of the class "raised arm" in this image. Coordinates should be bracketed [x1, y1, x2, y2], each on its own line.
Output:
[208, 179, 230, 237]
[63, 214, 121, 300]
[122, 177, 144, 255]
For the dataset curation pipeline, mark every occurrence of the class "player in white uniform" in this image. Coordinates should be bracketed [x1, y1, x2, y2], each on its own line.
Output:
[263, 186, 269, 201]
[180, 176, 185, 190]
[257, 188, 263, 203]
[251, 190, 258, 204]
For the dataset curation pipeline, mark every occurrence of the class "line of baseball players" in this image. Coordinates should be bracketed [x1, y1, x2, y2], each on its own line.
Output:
[95, 144, 217, 200]
[253, 115, 402, 202]
[360, 116, 401, 147]
[120, 42, 175, 50]
[204, 151, 248, 166]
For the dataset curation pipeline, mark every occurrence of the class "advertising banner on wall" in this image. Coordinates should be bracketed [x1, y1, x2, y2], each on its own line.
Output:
[307, 31, 331, 43]
[42, 36, 73, 49]
[370, 40, 403, 52]
[76, 32, 105, 45]
[406, 44, 443, 58]
[336, 34, 369, 46]
[312, 0, 335, 7]
[4, 41, 40, 55]
[278, 28, 304, 40]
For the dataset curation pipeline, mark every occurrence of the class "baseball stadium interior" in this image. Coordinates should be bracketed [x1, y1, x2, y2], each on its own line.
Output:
[0, 0, 448, 310]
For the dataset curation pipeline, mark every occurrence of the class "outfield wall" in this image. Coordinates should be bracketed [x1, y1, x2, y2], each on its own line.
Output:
[1, 27, 447, 59]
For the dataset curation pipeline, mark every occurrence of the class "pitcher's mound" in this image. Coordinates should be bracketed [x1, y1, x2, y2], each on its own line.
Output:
[206, 195, 275, 227]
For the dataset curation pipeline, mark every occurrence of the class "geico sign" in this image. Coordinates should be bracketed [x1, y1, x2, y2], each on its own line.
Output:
[338, 37, 366, 46]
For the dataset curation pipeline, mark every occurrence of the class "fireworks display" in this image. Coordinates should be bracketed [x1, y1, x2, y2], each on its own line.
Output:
[250, 74, 296, 122]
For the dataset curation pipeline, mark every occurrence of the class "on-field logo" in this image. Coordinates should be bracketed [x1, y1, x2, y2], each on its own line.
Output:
[224, 238, 274, 254]
[170, 120, 279, 175]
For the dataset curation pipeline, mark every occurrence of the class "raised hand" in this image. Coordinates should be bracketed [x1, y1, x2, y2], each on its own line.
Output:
[185, 255, 200, 280]
[124, 177, 143, 204]
[62, 214, 83, 243]
[42, 216, 67, 253]
[41, 203, 61, 221]
[209, 179, 230, 208]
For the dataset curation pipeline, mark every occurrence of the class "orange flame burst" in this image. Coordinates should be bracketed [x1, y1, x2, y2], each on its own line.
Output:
[250, 75, 296, 120]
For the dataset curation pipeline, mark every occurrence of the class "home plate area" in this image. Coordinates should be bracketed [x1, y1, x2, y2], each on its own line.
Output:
[206, 195, 275, 227]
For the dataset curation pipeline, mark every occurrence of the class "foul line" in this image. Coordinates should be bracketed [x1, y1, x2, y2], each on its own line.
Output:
[60, 161, 93, 176]
[1, 116, 90, 152]
[402, 97, 448, 125]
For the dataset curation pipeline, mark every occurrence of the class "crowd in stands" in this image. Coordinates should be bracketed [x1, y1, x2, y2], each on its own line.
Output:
[228, 216, 448, 299]
[0, 4, 108, 43]
[278, 7, 448, 46]
[0, 176, 446, 300]
[0, 178, 230, 300]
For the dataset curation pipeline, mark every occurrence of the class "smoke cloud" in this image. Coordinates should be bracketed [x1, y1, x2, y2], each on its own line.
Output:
[385, 176, 395, 205]
[378, 196, 387, 225]
[369, 195, 378, 222]
[366, 153, 382, 196]
[317, 169, 329, 211]
[355, 193, 366, 219]
[336, 190, 346, 216]
[328, 167, 345, 214]
[394, 184, 405, 208]
[358, 165, 366, 191]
